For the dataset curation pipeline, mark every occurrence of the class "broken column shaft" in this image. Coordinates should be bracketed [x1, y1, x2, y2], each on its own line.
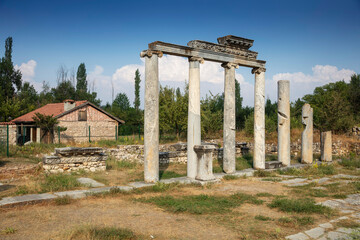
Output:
[277, 80, 290, 166]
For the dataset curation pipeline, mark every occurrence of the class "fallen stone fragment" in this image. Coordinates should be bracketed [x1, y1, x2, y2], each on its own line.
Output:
[326, 231, 351, 240]
[0, 193, 56, 206]
[318, 222, 333, 229]
[77, 177, 105, 187]
[304, 227, 325, 239]
[285, 232, 309, 240]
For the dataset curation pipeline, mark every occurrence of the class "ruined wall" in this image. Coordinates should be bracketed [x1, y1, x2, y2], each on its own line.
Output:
[55, 105, 118, 143]
[43, 147, 107, 173]
[0, 124, 17, 146]
[106, 142, 248, 165]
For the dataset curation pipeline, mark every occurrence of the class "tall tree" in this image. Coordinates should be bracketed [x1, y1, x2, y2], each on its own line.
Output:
[113, 93, 130, 112]
[348, 74, 360, 116]
[0, 37, 22, 99]
[134, 69, 141, 110]
[235, 79, 244, 129]
[76, 63, 87, 93]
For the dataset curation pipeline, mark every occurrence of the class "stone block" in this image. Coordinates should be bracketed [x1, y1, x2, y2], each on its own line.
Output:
[194, 144, 216, 181]
[304, 227, 325, 239]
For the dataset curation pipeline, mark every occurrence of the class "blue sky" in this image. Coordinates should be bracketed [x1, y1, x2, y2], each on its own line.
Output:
[1, 0, 359, 106]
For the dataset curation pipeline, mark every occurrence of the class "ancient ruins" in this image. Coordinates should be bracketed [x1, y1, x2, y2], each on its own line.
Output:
[321, 131, 332, 162]
[301, 103, 314, 164]
[277, 80, 290, 166]
[141, 35, 267, 182]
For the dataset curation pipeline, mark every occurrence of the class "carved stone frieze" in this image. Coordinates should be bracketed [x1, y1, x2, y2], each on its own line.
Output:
[217, 35, 254, 50]
[187, 40, 258, 59]
[189, 56, 204, 64]
[251, 67, 266, 74]
[221, 62, 239, 69]
[140, 50, 163, 58]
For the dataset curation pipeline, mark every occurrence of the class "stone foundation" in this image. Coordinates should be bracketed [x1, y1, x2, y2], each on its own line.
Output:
[43, 147, 107, 173]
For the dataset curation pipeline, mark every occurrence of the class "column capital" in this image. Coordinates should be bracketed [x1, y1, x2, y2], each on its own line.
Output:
[251, 67, 266, 74]
[221, 62, 239, 69]
[189, 56, 204, 64]
[140, 50, 163, 58]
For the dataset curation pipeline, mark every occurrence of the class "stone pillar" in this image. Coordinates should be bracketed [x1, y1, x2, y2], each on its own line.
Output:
[30, 127, 34, 143]
[301, 104, 313, 164]
[194, 145, 216, 181]
[36, 127, 41, 143]
[187, 57, 204, 179]
[321, 131, 332, 162]
[222, 62, 238, 173]
[252, 67, 266, 169]
[277, 80, 290, 166]
[141, 50, 163, 182]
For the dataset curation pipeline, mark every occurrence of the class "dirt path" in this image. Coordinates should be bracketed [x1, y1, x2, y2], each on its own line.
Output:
[0, 197, 240, 240]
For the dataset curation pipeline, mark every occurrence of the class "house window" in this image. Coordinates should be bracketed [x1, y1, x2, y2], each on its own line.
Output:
[78, 110, 87, 121]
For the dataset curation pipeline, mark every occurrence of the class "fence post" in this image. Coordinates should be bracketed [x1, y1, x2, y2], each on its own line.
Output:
[115, 125, 118, 141]
[22, 125, 25, 145]
[89, 126, 91, 143]
[138, 124, 141, 140]
[58, 126, 60, 144]
[6, 125, 9, 157]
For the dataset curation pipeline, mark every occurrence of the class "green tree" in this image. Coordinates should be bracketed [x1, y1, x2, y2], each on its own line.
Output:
[348, 74, 360, 117]
[113, 93, 130, 112]
[134, 69, 141, 110]
[303, 81, 354, 133]
[76, 63, 87, 93]
[51, 80, 76, 103]
[0, 37, 22, 99]
[235, 79, 244, 129]
[32, 113, 59, 144]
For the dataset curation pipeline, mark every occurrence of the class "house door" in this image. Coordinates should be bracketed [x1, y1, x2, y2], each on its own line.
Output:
[32, 127, 37, 142]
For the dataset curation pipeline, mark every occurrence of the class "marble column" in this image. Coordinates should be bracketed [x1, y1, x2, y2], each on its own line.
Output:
[222, 62, 238, 173]
[252, 67, 266, 169]
[321, 131, 332, 162]
[301, 103, 313, 164]
[194, 145, 216, 181]
[277, 80, 290, 166]
[141, 50, 163, 182]
[187, 57, 203, 179]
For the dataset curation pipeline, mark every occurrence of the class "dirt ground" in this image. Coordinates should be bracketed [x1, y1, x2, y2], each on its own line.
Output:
[0, 178, 344, 240]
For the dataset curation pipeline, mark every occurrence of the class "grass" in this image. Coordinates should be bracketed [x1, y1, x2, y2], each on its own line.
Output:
[268, 197, 332, 214]
[256, 192, 274, 197]
[262, 177, 282, 182]
[138, 193, 262, 215]
[54, 195, 73, 205]
[255, 215, 273, 221]
[223, 175, 240, 180]
[68, 225, 138, 240]
[277, 216, 314, 227]
[277, 163, 336, 177]
[236, 154, 253, 170]
[254, 170, 277, 177]
[106, 158, 137, 170]
[1, 227, 16, 235]
[339, 153, 360, 169]
[39, 174, 82, 193]
[336, 219, 360, 229]
[159, 170, 185, 180]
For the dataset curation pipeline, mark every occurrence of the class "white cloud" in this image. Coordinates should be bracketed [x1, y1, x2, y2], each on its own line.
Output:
[268, 65, 355, 102]
[14, 60, 42, 91]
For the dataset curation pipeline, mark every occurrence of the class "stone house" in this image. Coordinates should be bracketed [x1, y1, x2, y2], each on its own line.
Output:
[2, 100, 124, 145]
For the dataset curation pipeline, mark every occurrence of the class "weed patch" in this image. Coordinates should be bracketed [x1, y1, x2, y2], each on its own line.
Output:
[68, 225, 138, 240]
[277, 216, 314, 227]
[159, 171, 185, 180]
[54, 196, 73, 205]
[262, 177, 282, 182]
[223, 175, 240, 180]
[255, 215, 272, 221]
[1, 227, 16, 235]
[236, 154, 253, 170]
[138, 193, 262, 214]
[269, 197, 332, 214]
[254, 170, 277, 177]
[39, 174, 82, 193]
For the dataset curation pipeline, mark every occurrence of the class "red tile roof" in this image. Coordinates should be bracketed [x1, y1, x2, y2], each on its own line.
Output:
[11, 100, 87, 123]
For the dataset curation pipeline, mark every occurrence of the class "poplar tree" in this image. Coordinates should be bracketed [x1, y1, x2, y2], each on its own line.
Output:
[0, 37, 22, 99]
[76, 63, 87, 93]
[134, 69, 141, 110]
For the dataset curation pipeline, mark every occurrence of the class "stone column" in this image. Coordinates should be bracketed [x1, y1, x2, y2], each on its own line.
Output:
[277, 80, 290, 166]
[36, 127, 41, 143]
[321, 131, 332, 162]
[222, 62, 238, 173]
[301, 104, 313, 164]
[252, 67, 266, 169]
[187, 57, 204, 179]
[141, 50, 163, 182]
[194, 145, 216, 181]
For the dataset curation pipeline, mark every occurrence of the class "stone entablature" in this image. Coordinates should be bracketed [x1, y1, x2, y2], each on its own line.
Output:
[43, 147, 107, 173]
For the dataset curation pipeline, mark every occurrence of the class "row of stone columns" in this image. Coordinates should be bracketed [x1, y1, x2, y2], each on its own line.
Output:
[142, 50, 267, 182]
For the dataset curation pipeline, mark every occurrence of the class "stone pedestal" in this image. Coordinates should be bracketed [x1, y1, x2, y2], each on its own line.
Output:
[194, 145, 215, 181]
[141, 50, 162, 182]
[321, 131, 332, 162]
[277, 80, 290, 166]
[187, 57, 203, 179]
[222, 62, 238, 173]
[301, 104, 313, 164]
[253, 68, 266, 169]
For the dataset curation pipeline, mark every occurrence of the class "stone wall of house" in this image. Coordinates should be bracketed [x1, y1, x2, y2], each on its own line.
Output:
[0, 124, 17, 146]
[54, 105, 118, 143]
[43, 147, 107, 173]
[106, 142, 248, 165]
